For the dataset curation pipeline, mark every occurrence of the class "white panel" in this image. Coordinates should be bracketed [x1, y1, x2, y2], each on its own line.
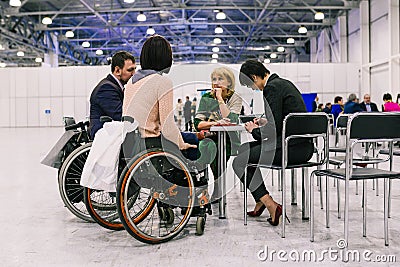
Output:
[9, 98, 16, 127]
[50, 97, 64, 126]
[97, 65, 109, 81]
[270, 63, 284, 76]
[74, 66, 87, 97]
[50, 68, 63, 97]
[62, 97, 75, 118]
[26, 69, 39, 97]
[322, 64, 335, 94]
[86, 67, 100, 96]
[74, 97, 88, 122]
[27, 98, 39, 127]
[39, 98, 51, 127]
[370, 64, 389, 108]
[348, 31, 361, 63]
[15, 98, 28, 127]
[0, 99, 10, 127]
[15, 69, 28, 98]
[370, 0, 389, 21]
[310, 64, 323, 95]
[284, 64, 298, 84]
[38, 69, 51, 96]
[346, 64, 360, 95]
[348, 8, 360, 33]
[0, 69, 11, 99]
[333, 65, 348, 94]
[62, 67, 75, 96]
[370, 16, 389, 63]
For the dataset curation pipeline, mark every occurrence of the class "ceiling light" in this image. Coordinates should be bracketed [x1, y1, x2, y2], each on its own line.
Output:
[35, 57, 43, 63]
[41, 17, 52, 25]
[212, 54, 219, 59]
[212, 47, 220, 53]
[264, 58, 270, 64]
[137, 12, 146, 22]
[9, 0, 21, 7]
[146, 27, 155, 35]
[213, 38, 222, 44]
[82, 41, 90, 48]
[211, 59, 218, 63]
[0, 44, 5, 50]
[95, 49, 103, 55]
[287, 37, 295, 44]
[298, 26, 307, 34]
[215, 26, 223, 34]
[124, 0, 135, 3]
[0, 62, 6, 68]
[216, 10, 226, 20]
[270, 53, 277, 59]
[277, 46, 285, 52]
[65, 31, 74, 38]
[314, 12, 325, 20]
[17, 51, 24, 57]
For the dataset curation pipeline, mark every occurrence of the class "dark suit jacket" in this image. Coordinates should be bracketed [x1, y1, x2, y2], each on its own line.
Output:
[360, 102, 379, 112]
[89, 74, 124, 139]
[251, 73, 309, 151]
[344, 101, 363, 114]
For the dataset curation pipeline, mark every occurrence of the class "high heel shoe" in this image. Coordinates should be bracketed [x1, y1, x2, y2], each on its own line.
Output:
[247, 203, 266, 217]
[267, 204, 290, 226]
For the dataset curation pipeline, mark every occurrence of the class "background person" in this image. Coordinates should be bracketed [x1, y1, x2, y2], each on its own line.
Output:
[89, 51, 136, 139]
[331, 96, 344, 124]
[344, 93, 363, 114]
[322, 102, 332, 114]
[233, 60, 313, 226]
[183, 96, 192, 131]
[383, 93, 400, 112]
[360, 94, 379, 112]
[194, 66, 242, 203]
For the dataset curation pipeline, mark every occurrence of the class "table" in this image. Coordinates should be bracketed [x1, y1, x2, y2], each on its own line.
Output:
[210, 124, 245, 219]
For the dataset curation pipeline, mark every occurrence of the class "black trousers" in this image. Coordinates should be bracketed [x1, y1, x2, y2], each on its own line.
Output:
[232, 141, 314, 202]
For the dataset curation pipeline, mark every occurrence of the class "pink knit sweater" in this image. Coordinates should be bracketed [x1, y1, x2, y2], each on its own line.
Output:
[123, 74, 185, 149]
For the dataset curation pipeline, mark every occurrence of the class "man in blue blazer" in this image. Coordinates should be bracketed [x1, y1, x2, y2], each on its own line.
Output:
[89, 51, 136, 139]
[344, 93, 363, 114]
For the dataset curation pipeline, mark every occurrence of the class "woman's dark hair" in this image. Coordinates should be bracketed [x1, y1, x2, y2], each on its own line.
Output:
[334, 96, 343, 103]
[383, 93, 392, 101]
[140, 35, 173, 73]
[239, 59, 270, 86]
[111, 51, 135, 73]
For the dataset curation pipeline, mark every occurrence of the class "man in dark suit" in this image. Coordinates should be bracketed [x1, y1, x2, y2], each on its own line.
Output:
[360, 94, 379, 112]
[89, 51, 136, 138]
[183, 96, 192, 131]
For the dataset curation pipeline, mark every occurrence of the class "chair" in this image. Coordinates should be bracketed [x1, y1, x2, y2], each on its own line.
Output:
[310, 112, 400, 246]
[243, 113, 329, 238]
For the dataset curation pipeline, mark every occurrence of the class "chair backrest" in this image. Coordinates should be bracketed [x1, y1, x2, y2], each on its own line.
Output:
[336, 114, 349, 128]
[284, 113, 329, 137]
[63, 116, 76, 127]
[349, 112, 400, 140]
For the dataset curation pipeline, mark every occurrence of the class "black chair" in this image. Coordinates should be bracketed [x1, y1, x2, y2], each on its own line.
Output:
[310, 112, 400, 246]
[243, 113, 329, 238]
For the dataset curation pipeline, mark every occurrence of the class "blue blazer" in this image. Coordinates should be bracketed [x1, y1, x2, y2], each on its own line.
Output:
[344, 101, 363, 114]
[89, 74, 123, 139]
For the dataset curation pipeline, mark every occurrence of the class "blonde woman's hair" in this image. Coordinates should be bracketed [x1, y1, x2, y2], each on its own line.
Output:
[211, 67, 236, 93]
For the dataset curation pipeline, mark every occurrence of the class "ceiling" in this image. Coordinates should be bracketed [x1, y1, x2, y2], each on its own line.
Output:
[0, 0, 361, 67]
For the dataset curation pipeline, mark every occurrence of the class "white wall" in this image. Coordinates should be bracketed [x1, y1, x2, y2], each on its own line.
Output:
[0, 63, 359, 127]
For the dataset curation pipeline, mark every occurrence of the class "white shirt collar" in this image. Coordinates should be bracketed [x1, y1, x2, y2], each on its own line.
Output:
[111, 73, 125, 91]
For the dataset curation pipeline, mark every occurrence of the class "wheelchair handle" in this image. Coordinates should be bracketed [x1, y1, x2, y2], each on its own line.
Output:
[64, 121, 89, 131]
[100, 116, 113, 123]
[122, 116, 135, 123]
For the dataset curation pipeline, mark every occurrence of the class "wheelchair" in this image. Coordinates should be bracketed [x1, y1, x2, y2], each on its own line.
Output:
[56, 118, 93, 222]
[115, 116, 212, 244]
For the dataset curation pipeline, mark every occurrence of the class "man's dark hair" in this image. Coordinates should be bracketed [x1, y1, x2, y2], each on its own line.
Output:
[111, 51, 135, 73]
[383, 93, 393, 101]
[334, 96, 343, 103]
[140, 35, 173, 73]
[239, 60, 270, 86]
[326, 102, 332, 107]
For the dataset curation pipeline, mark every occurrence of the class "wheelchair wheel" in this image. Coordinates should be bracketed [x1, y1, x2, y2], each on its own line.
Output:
[58, 143, 93, 222]
[195, 216, 206, 236]
[83, 187, 138, 231]
[117, 149, 195, 244]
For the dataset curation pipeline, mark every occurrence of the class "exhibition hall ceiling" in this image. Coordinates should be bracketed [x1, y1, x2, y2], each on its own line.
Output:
[0, 0, 360, 66]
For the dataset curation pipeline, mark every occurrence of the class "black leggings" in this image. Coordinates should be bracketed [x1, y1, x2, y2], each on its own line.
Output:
[232, 141, 314, 202]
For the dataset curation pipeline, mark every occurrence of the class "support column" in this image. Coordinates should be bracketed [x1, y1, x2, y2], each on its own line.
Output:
[44, 33, 59, 67]
[310, 36, 318, 63]
[339, 15, 348, 62]
[389, 0, 400, 92]
[360, 0, 371, 95]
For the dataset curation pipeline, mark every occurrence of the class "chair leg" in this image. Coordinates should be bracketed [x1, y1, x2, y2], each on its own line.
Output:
[337, 179, 341, 219]
[291, 169, 297, 205]
[319, 176, 323, 210]
[244, 166, 247, 226]
[372, 179, 375, 190]
[333, 179, 336, 187]
[363, 180, 367, 237]
[281, 168, 286, 238]
[344, 178, 349, 246]
[376, 179, 379, 196]
[278, 171, 282, 192]
[310, 172, 315, 242]
[326, 176, 330, 228]
[356, 180, 359, 195]
[384, 178, 389, 246]
[302, 167, 309, 220]
[388, 179, 392, 218]
[271, 169, 274, 187]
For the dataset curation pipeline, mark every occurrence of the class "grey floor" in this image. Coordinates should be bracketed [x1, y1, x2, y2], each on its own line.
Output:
[1, 127, 400, 267]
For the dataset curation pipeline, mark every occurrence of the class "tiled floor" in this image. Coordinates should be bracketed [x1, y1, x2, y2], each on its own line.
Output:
[1, 127, 400, 266]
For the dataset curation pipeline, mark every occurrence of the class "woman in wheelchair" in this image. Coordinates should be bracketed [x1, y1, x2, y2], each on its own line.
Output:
[118, 35, 210, 243]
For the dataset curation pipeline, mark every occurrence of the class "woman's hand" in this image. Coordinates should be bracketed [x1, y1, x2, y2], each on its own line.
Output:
[211, 87, 223, 101]
[244, 121, 259, 133]
[214, 118, 231, 125]
[254, 117, 267, 126]
[180, 142, 197, 150]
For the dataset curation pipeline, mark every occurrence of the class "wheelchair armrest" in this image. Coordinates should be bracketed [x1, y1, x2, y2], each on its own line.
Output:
[122, 116, 135, 123]
[100, 116, 113, 123]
